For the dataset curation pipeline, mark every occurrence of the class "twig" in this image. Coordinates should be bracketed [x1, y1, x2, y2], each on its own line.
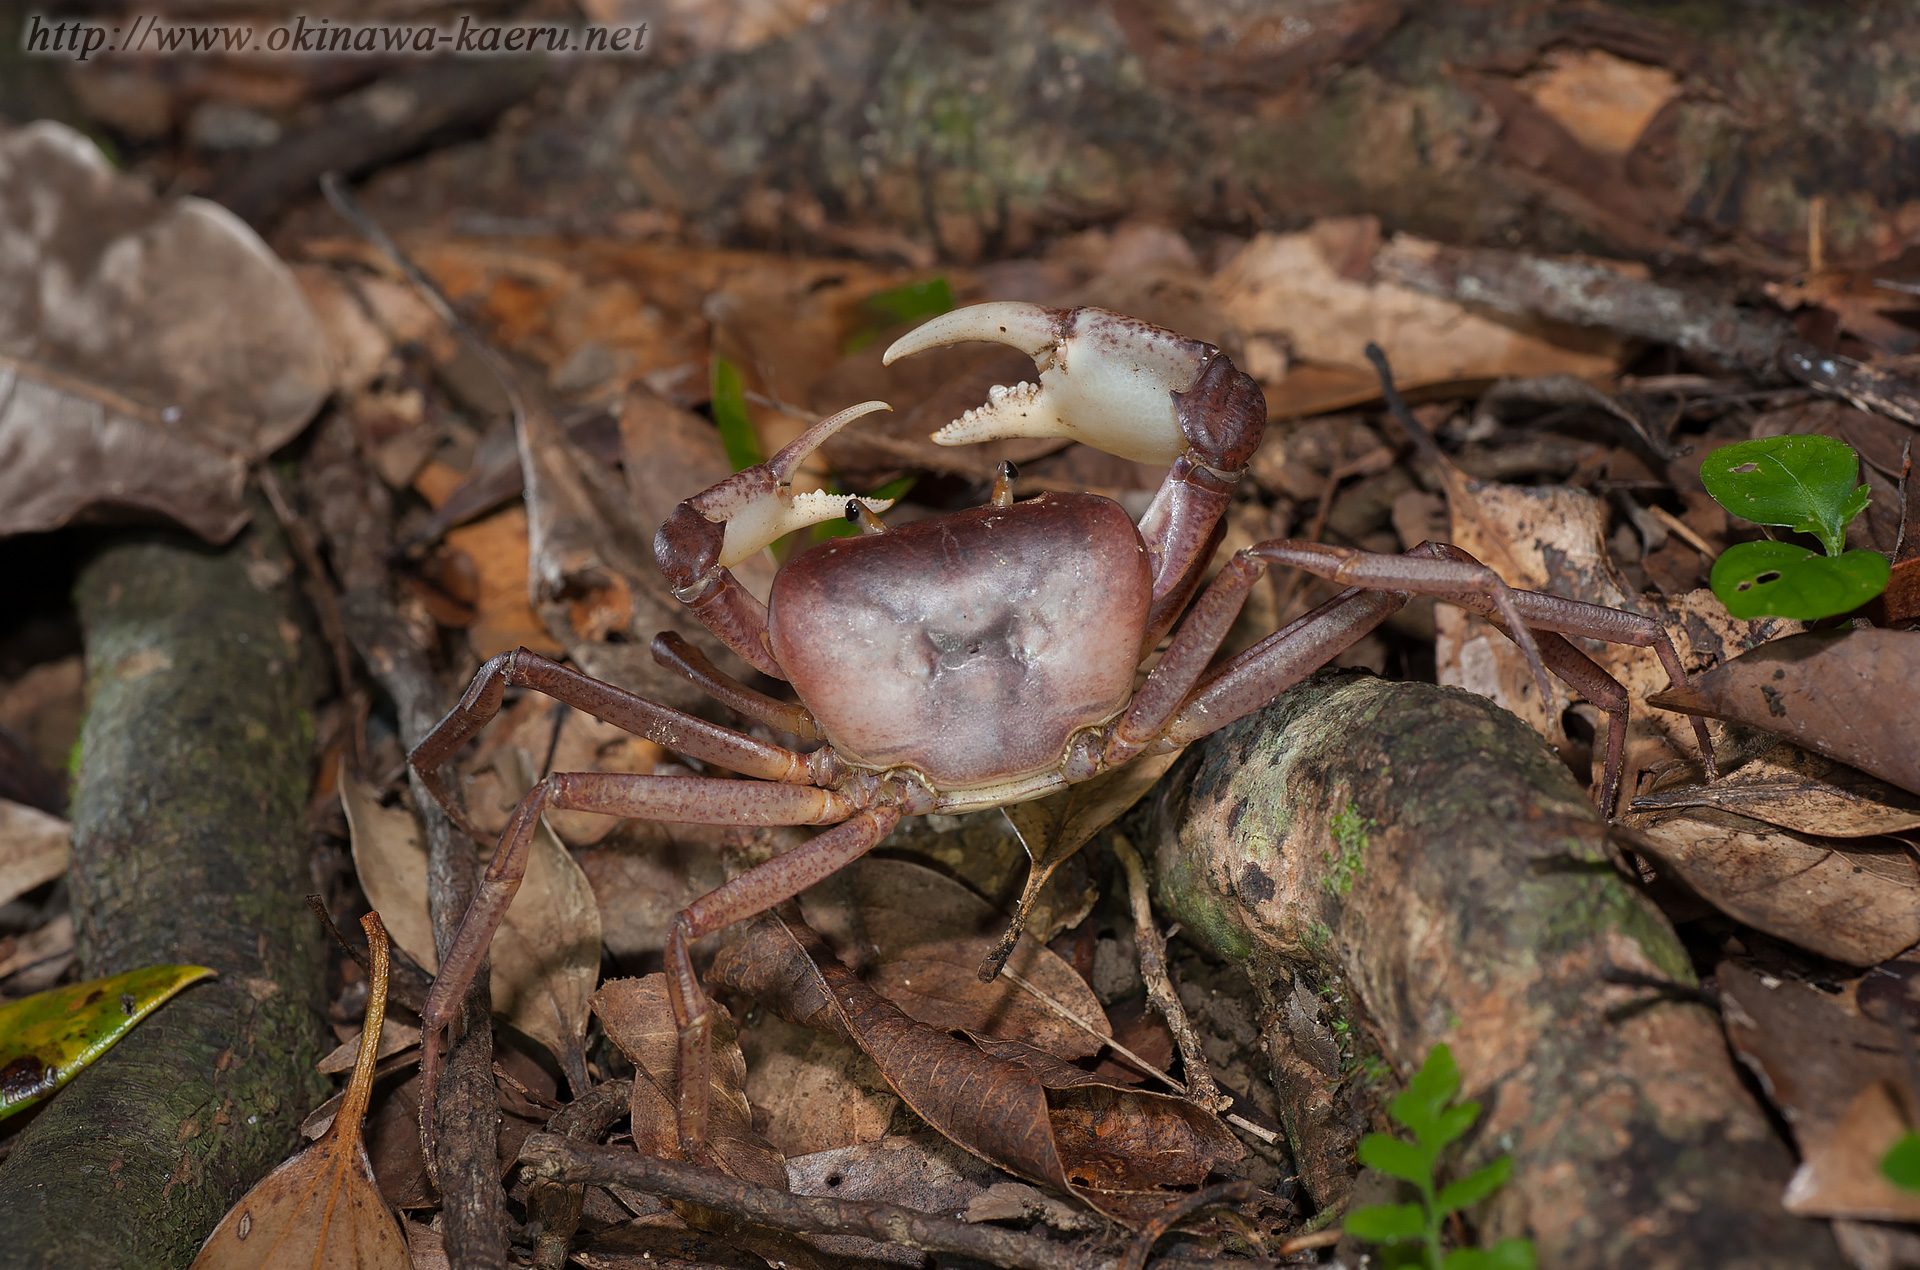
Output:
[517, 1134, 1106, 1270]
[259, 464, 368, 767]
[1120, 1180, 1254, 1270]
[997, 965, 1185, 1095]
[530, 1080, 635, 1270]
[1111, 835, 1225, 1113]
[1643, 504, 1717, 558]
[1276, 1227, 1343, 1255]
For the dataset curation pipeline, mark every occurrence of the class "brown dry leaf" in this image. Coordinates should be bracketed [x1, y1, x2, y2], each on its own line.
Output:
[799, 857, 1110, 1060]
[191, 914, 407, 1269]
[709, 908, 1241, 1227]
[591, 974, 788, 1190]
[0, 654, 83, 777]
[458, 699, 665, 847]
[1718, 961, 1905, 1152]
[0, 799, 69, 909]
[784, 1134, 1000, 1265]
[1783, 1082, 1920, 1220]
[440, 506, 562, 660]
[317, 1022, 422, 1075]
[1649, 628, 1920, 796]
[1631, 741, 1920, 837]
[0, 122, 328, 542]
[741, 1008, 898, 1158]
[0, 911, 74, 989]
[1212, 221, 1621, 417]
[576, 821, 734, 961]
[339, 761, 601, 1084]
[1515, 48, 1681, 158]
[1625, 809, 1919, 965]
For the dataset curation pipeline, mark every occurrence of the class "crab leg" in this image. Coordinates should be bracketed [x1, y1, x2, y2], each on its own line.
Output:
[655, 401, 898, 677]
[883, 304, 1266, 636]
[664, 805, 902, 1147]
[417, 772, 861, 1167]
[651, 631, 822, 741]
[408, 647, 819, 842]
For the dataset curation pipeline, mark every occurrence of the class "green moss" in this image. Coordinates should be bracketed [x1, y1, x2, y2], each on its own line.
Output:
[1323, 802, 1372, 897]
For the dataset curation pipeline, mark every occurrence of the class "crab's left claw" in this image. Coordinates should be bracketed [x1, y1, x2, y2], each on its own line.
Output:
[882, 302, 1264, 473]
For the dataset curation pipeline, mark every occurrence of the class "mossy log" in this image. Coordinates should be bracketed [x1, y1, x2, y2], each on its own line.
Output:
[1153, 671, 1838, 1270]
[0, 521, 328, 1267]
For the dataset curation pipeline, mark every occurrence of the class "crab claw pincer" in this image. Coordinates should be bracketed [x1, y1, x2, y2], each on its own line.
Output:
[882, 302, 1263, 473]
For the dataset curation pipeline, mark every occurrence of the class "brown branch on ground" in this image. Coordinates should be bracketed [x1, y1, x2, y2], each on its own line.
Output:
[1112, 834, 1224, 1113]
[529, 1079, 635, 1270]
[302, 410, 506, 1269]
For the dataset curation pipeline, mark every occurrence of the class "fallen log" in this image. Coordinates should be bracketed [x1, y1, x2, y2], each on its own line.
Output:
[0, 516, 328, 1266]
[1152, 670, 1839, 1269]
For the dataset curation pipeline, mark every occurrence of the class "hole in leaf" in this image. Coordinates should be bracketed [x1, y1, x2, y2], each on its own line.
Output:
[1730, 462, 1761, 474]
[825, 1173, 843, 1188]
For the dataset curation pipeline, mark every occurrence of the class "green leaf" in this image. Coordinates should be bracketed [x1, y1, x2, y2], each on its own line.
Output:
[1436, 1156, 1513, 1214]
[1391, 1043, 1461, 1139]
[0, 964, 215, 1119]
[1699, 434, 1868, 556]
[844, 277, 953, 353]
[1427, 1101, 1481, 1152]
[1709, 540, 1890, 620]
[1883, 1131, 1920, 1191]
[709, 357, 762, 473]
[1344, 1203, 1428, 1244]
[1359, 1132, 1434, 1186]
[1446, 1239, 1537, 1270]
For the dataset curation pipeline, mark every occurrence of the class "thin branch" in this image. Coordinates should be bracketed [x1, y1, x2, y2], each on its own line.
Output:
[1112, 835, 1225, 1112]
[1121, 1180, 1254, 1270]
[517, 1134, 1106, 1270]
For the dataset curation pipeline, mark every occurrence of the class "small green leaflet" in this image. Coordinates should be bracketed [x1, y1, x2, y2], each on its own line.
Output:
[843, 278, 953, 354]
[1709, 540, 1891, 620]
[0, 964, 215, 1119]
[1699, 435, 1868, 558]
[1884, 1131, 1920, 1191]
[710, 357, 763, 473]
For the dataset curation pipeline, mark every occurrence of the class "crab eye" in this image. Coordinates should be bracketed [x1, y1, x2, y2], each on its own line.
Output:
[844, 499, 860, 523]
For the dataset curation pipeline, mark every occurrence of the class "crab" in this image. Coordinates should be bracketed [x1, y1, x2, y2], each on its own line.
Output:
[407, 302, 1716, 1155]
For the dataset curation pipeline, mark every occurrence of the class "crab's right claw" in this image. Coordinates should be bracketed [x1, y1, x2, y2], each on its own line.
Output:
[882, 302, 1264, 473]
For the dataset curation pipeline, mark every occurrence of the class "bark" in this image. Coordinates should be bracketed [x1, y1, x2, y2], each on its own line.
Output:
[1152, 670, 1840, 1270]
[418, 0, 1920, 274]
[0, 516, 328, 1267]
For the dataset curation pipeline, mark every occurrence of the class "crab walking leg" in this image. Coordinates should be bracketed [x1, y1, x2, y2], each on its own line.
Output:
[1249, 540, 1559, 710]
[665, 805, 903, 1147]
[1164, 586, 1410, 746]
[656, 401, 896, 677]
[417, 773, 858, 1165]
[408, 647, 819, 841]
[1415, 543, 1719, 781]
[651, 631, 822, 741]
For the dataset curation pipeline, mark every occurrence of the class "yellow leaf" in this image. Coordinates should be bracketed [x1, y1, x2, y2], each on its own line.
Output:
[0, 963, 214, 1120]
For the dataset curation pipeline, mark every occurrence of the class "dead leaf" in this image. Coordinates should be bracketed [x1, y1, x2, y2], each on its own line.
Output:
[709, 908, 1240, 1227]
[440, 506, 562, 660]
[1649, 628, 1920, 795]
[1627, 809, 1919, 966]
[1718, 961, 1904, 1150]
[1631, 742, 1920, 837]
[191, 913, 408, 1269]
[317, 1021, 422, 1075]
[0, 911, 75, 990]
[591, 974, 788, 1191]
[1515, 48, 1680, 159]
[575, 820, 734, 961]
[1783, 1082, 1920, 1220]
[0, 799, 69, 909]
[740, 1008, 897, 1158]
[339, 760, 601, 1084]
[1212, 222, 1620, 417]
[784, 1133, 1001, 1265]
[0, 122, 328, 542]
[799, 857, 1111, 1060]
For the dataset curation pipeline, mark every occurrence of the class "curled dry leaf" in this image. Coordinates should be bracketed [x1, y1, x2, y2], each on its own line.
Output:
[1648, 627, 1920, 795]
[591, 973, 789, 1183]
[1630, 741, 1920, 837]
[0, 798, 69, 909]
[710, 908, 1241, 1227]
[1782, 1082, 1920, 1221]
[191, 913, 407, 1269]
[799, 857, 1110, 1060]
[1626, 809, 1919, 966]
[0, 122, 328, 541]
[339, 760, 600, 1084]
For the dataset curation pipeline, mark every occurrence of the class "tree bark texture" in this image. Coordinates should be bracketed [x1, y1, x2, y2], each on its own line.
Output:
[1152, 671, 1839, 1270]
[0, 519, 328, 1267]
[457, 0, 1920, 273]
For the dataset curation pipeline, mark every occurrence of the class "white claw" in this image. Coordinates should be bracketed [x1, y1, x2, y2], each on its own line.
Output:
[881, 301, 1063, 366]
[719, 489, 893, 567]
[885, 304, 1214, 466]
